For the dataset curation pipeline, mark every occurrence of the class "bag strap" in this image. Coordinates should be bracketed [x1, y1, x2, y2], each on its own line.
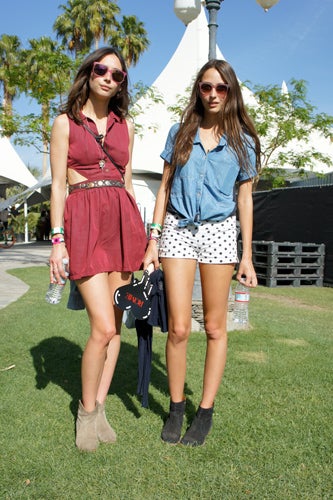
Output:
[82, 122, 124, 180]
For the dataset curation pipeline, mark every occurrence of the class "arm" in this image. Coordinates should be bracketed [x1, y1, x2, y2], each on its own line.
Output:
[142, 160, 171, 270]
[49, 114, 70, 283]
[237, 179, 257, 287]
[124, 119, 136, 198]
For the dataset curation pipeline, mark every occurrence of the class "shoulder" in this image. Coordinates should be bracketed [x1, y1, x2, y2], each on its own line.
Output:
[52, 114, 69, 132]
[166, 123, 180, 143]
[125, 117, 135, 135]
[54, 113, 69, 127]
[242, 132, 257, 152]
[169, 123, 180, 135]
[51, 114, 69, 139]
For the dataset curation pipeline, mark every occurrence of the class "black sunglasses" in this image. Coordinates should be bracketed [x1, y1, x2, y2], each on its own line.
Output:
[199, 82, 229, 97]
[92, 62, 126, 83]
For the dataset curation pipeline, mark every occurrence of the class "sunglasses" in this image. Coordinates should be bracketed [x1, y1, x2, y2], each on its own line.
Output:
[92, 62, 126, 83]
[199, 82, 229, 97]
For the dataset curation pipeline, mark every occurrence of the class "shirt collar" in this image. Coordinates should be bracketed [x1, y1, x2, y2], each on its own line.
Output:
[194, 128, 228, 149]
[80, 110, 122, 125]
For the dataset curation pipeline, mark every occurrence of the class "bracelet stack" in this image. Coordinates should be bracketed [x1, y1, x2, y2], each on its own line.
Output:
[51, 237, 65, 245]
[148, 234, 160, 243]
[149, 222, 163, 244]
[51, 226, 64, 237]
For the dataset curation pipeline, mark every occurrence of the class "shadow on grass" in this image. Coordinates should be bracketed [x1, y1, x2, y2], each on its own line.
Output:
[112, 339, 169, 420]
[30, 336, 82, 417]
[29, 335, 189, 421]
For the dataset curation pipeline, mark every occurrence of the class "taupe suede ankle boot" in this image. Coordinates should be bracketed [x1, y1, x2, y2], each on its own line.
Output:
[75, 400, 99, 452]
[96, 401, 117, 444]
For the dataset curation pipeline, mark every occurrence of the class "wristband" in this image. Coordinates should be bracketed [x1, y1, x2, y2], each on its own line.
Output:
[150, 223, 162, 233]
[149, 230, 161, 238]
[52, 237, 65, 245]
[148, 235, 159, 243]
[51, 226, 64, 236]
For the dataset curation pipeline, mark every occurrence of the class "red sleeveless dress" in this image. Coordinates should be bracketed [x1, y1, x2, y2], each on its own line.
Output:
[64, 112, 147, 280]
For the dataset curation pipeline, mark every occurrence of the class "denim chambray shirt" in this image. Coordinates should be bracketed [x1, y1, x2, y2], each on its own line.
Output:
[160, 123, 257, 227]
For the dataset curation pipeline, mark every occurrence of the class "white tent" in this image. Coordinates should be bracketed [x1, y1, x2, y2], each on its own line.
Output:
[7, 5, 222, 226]
[132, 5, 224, 177]
[0, 136, 38, 197]
[132, 5, 224, 223]
[3, 3, 332, 226]
[131, 3, 333, 223]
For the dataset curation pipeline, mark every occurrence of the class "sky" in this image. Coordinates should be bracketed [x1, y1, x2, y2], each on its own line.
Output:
[0, 0, 332, 172]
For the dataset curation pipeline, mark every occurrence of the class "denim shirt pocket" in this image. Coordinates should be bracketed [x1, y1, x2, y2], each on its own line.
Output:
[208, 155, 239, 198]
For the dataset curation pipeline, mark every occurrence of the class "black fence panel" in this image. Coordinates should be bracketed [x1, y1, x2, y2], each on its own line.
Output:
[252, 185, 333, 285]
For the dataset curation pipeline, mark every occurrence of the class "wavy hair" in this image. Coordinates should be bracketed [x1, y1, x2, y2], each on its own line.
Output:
[59, 47, 129, 122]
[168, 59, 261, 189]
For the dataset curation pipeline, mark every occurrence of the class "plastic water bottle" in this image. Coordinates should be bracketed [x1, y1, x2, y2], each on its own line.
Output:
[233, 281, 250, 325]
[227, 285, 234, 312]
[45, 259, 69, 305]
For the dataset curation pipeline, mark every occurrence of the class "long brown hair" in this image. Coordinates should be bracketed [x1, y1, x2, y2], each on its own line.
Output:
[167, 59, 261, 189]
[59, 46, 129, 122]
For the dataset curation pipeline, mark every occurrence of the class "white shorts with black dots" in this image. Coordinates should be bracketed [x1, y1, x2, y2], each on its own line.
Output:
[159, 212, 238, 264]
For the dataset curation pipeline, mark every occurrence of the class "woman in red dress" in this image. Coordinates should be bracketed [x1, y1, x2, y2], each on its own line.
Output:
[49, 47, 147, 451]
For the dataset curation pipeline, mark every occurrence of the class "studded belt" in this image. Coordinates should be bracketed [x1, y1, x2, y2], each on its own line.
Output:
[68, 179, 125, 193]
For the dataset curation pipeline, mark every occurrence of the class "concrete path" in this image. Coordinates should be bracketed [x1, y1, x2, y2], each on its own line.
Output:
[0, 241, 242, 331]
[0, 241, 50, 310]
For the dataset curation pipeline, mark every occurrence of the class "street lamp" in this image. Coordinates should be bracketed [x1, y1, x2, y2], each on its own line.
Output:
[173, 0, 201, 25]
[174, 0, 280, 60]
[256, 0, 280, 12]
[205, 0, 223, 60]
[174, 0, 222, 59]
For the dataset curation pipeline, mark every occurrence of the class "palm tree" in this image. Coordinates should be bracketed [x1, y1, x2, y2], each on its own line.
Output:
[54, 0, 120, 55]
[23, 37, 73, 175]
[53, 0, 90, 56]
[110, 15, 150, 67]
[86, 0, 120, 50]
[0, 34, 22, 135]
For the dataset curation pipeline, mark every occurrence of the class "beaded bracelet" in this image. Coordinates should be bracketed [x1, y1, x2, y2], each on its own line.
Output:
[149, 230, 161, 239]
[148, 235, 159, 243]
[51, 226, 64, 236]
[150, 223, 162, 233]
[51, 237, 65, 245]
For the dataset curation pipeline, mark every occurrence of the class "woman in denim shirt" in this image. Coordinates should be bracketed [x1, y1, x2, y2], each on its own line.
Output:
[143, 59, 261, 447]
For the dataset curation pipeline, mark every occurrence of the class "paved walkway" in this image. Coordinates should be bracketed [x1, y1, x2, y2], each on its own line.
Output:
[0, 241, 241, 330]
[0, 241, 50, 310]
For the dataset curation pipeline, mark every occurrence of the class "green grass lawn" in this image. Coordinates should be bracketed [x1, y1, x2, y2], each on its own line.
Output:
[0, 266, 332, 499]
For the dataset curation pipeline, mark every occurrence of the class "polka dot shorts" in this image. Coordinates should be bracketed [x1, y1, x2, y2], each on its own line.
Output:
[159, 212, 238, 264]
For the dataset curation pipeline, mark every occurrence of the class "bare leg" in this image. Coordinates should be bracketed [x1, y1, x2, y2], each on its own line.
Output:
[161, 258, 197, 402]
[199, 263, 234, 408]
[180, 263, 234, 447]
[160, 258, 196, 443]
[77, 271, 131, 411]
[96, 274, 128, 404]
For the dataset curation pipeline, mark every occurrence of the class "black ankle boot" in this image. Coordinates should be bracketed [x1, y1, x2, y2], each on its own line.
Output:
[161, 400, 186, 444]
[180, 405, 214, 447]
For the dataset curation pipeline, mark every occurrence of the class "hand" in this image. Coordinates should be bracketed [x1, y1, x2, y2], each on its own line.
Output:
[142, 240, 160, 271]
[49, 245, 69, 284]
[236, 257, 257, 288]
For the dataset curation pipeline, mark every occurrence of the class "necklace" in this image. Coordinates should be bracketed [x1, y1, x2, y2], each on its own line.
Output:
[82, 122, 125, 180]
[83, 121, 107, 169]
[95, 134, 106, 170]
[199, 126, 221, 154]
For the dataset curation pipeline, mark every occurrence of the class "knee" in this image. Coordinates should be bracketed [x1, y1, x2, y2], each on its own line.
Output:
[168, 323, 190, 345]
[204, 318, 227, 341]
[104, 325, 117, 344]
[93, 323, 117, 346]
